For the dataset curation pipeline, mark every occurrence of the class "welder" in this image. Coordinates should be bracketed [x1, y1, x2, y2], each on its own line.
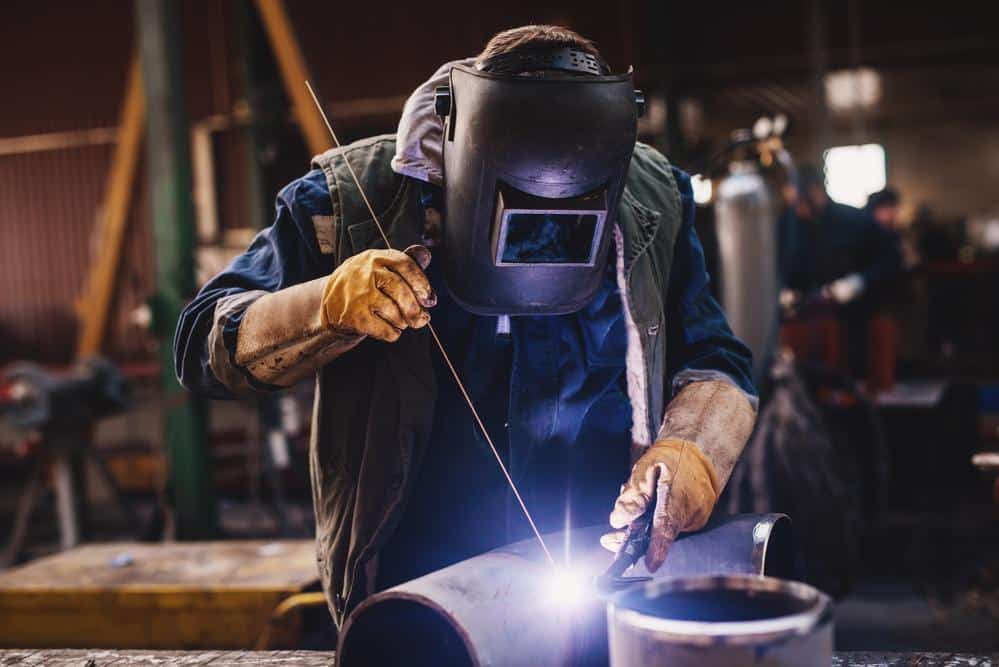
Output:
[175, 25, 757, 624]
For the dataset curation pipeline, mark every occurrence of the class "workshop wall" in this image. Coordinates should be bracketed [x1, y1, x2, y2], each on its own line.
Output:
[0, 0, 642, 364]
[0, 145, 152, 363]
[0, 0, 235, 363]
[883, 124, 999, 224]
[1, 0, 996, 363]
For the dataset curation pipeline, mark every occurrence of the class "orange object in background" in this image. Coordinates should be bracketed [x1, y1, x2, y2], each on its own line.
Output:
[781, 315, 844, 370]
[780, 313, 898, 397]
[867, 315, 898, 395]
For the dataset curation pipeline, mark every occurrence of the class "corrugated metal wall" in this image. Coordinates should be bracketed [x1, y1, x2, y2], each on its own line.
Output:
[0, 143, 155, 364]
[0, 0, 234, 365]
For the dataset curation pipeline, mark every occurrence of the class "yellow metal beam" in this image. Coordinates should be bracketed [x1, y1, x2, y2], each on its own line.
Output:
[75, 56, 145, 358]
[253, 0, 332, 156]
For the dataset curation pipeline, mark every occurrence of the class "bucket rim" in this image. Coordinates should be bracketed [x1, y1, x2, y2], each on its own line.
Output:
[608, 574, 832, 646]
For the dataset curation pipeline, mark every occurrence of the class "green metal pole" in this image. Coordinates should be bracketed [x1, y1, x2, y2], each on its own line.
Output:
[136, 0, 217, 538]
[234, 0, 270, 232]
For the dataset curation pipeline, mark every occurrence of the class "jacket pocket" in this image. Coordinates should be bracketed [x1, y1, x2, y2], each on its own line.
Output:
[347, 219, 386, 254]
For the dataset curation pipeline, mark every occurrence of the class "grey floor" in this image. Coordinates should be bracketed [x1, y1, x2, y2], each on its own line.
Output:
[836, 579, 999, 652]
[835, 507, 999, 652]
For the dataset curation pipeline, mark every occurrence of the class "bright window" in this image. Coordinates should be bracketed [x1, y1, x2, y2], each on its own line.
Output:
[823, 144, 886, 208]
[691, 173, 713, 205]
[824, 68, 882, 112]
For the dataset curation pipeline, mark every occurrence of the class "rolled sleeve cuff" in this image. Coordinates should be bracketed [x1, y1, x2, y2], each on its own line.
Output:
[207, 290, 271, 394]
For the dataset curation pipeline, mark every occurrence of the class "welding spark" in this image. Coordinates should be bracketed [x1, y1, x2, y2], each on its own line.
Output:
[544, 566, 593, 609]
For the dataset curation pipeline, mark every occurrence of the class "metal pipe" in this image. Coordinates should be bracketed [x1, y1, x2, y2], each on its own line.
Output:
[136, 0, 216, 538]
[608, 575, 832, 666]
[337, 514, 792, 667]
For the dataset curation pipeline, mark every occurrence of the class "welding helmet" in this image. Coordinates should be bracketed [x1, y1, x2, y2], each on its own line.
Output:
[434, 48, 643, 315]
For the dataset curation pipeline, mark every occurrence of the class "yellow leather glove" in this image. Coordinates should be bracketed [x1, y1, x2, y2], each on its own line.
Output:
[602, 438, 721, 572]
[321, 245, 436, 342]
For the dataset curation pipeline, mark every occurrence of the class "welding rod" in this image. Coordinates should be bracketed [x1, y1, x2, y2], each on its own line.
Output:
[304, 80, 557, 568]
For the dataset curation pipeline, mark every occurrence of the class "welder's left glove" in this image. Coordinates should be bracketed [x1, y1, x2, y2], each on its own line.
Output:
[601, 380, 757, 572]
[602, 439, 720, 572]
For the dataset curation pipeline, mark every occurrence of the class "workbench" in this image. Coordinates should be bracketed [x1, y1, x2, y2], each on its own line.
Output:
[0, 650, 995, 665]
[0, 541, 320, 650]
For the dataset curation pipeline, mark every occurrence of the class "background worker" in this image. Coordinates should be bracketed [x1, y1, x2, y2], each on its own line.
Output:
[866, 187, 902, 232]
[781, 165, 903, 305]
[868, 187, 923, 269]
[174, 25, 756, 623]
[779, 165, 903, 377]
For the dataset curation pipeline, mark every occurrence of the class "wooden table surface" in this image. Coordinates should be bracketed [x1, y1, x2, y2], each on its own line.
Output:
[1, 651, 995, 666]
[0, 542, 319, 592]
[0, 542, 319, 650]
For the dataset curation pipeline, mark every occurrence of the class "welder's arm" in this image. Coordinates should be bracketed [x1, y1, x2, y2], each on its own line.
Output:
[655, 168, 757, 486]
[662, 170, 757, 410]
[175, 173, 335, 397]
[208, 276, 362, 392]
[175, 173, 434, 397]
[604, 169, 757, 571]
[218, 246, 434, 390]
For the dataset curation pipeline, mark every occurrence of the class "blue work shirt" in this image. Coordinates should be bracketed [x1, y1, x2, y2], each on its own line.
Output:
[378, 248, 636, 587]
[372, 175, 754, 586]
[174, 166, 755, 587]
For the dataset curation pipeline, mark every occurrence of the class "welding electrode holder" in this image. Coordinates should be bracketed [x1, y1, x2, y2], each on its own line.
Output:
[595, 497, 655, 593]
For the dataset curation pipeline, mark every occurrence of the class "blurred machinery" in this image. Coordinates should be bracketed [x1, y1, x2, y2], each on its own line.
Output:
[0, 358, 131, 566]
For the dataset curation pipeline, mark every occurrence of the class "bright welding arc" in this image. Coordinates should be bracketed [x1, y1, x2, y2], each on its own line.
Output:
[304, 80, 557, 569]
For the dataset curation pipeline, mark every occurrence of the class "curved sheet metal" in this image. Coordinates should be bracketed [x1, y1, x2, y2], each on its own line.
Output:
[338, 514, 792, 666]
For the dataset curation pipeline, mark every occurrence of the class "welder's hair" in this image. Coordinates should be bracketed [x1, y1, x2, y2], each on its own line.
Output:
[477, 25, 601, 66]
[866, 188, 900, 209]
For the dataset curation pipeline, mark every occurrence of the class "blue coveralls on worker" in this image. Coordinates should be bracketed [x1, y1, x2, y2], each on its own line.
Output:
[176, 168, 755, 587]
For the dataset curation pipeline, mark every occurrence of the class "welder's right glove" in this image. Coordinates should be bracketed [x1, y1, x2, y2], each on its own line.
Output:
[321, 245, 436, 342]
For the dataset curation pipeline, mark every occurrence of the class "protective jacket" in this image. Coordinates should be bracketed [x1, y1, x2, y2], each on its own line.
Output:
[175, 135, 755, 624]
